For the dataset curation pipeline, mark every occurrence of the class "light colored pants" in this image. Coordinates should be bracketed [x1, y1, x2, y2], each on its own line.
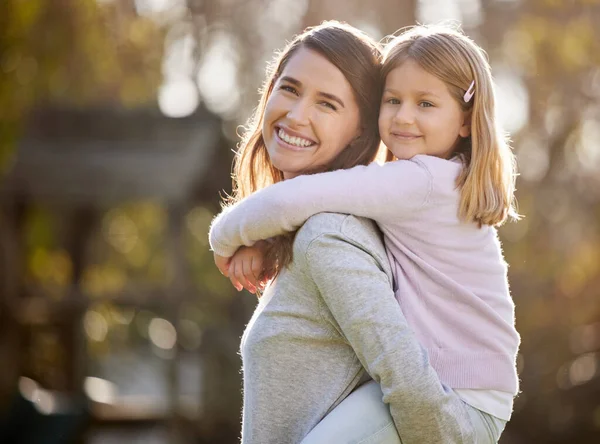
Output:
[300, 380, 507, 444]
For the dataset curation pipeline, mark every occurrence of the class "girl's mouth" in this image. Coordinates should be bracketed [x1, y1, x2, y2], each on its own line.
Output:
[391, 132, 422, 142]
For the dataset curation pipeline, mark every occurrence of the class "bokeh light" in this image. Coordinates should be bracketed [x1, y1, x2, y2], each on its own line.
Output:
[577, 118, 600, 172]
[196, 30, 241, 118]
[417, 0, 462, 24]
[148, 318, 177, 350]
[494, 70, 529, 134]
[84, 376, 118, 404]
[158, 79, 200, 118]
[568, 353, 597, 386]
[84, 310, 109, 342]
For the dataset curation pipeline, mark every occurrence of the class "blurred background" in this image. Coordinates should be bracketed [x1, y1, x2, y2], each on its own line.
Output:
[0, 0, 599, 443]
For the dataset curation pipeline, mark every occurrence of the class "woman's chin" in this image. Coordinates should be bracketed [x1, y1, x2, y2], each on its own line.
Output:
[267, 151, 305, 177]
[275, 163, 302, 179]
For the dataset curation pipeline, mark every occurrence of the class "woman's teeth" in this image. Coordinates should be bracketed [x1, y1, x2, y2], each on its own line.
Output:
[278, 128, 314, 147]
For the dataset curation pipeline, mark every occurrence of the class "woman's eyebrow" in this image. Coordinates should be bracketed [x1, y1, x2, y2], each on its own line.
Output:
[280, 76, 345, 108]
[280, 75, 301, 86]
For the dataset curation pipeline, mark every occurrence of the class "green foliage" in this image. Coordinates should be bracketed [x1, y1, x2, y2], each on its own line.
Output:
[0, 0, 165, 173]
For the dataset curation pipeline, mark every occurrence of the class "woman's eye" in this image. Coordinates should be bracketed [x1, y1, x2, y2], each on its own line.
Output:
[280, 85, 298, 95]
[419, 101, 434, 108]
[320, 101, 337, 111]
[386, 98, 400, 105]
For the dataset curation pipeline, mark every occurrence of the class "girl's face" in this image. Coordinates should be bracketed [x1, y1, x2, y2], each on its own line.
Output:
[262, 47, 361, 180]
[379, 59, 471, 160]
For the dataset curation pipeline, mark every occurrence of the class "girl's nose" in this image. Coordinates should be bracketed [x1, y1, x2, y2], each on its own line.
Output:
[393, 104, 415, 125]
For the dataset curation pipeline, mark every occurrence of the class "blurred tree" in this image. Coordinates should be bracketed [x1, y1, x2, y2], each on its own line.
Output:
[476, 0, 600, 442]
[0, 0, 164, 173]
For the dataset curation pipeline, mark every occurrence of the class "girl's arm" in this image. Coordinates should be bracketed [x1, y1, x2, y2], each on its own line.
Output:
[209, 159, 432, 257]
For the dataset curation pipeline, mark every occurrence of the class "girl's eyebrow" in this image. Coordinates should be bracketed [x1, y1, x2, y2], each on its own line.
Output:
[415, 90, 442, 99]
[383, 87, 442, 99]
[280, 76, 345, 108]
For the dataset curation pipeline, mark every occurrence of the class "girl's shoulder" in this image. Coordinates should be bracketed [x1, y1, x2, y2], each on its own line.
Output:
[379, 155, 461, 183]
[411, 154, 463, 173]
[411, 155, 463, 189]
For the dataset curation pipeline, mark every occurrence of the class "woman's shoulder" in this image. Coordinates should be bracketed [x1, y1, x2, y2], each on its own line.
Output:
[293, 213, 391, 273]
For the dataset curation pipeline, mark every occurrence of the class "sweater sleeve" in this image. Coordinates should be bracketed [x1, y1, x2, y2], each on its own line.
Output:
[208, 159, 432, 257]
[304, 228, 469, 444]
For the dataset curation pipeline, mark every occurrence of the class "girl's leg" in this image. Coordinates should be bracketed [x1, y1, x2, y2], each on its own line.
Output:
[463, 404, 507, 444]
[301, 380, 508, 444]
[300, 380, 401, 444]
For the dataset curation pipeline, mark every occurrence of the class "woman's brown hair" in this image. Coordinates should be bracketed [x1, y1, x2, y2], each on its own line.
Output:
[227, 21, 384, 278]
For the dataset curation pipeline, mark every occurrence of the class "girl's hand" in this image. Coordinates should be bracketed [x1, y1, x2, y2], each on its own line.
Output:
[228, 245, 266, 294]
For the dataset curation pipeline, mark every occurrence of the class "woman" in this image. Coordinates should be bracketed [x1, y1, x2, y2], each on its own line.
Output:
[215, 22, 474, 444]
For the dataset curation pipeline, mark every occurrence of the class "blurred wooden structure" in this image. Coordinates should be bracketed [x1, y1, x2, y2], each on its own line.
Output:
[0, 104, 236, 442]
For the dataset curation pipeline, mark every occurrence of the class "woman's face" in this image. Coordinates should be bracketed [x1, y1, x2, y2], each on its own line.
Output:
[262, 47, 362, 180]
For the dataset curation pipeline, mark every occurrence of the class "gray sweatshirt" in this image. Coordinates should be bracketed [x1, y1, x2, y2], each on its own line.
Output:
[240, 213, 472, 444]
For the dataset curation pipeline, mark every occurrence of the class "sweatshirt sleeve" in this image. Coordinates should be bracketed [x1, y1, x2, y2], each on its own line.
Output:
[209, 159, 432, 257]
[304, 228, 469, 444]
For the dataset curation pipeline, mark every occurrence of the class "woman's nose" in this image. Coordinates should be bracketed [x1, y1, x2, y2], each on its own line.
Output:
[286, 100, 311, 126]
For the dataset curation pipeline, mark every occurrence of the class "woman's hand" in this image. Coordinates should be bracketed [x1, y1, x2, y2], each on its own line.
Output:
[214, 253, 231, 277]
[228, 244, 267, 294]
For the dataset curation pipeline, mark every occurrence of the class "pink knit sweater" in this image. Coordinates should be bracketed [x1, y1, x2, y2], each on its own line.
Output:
[209, 155, 520, 394]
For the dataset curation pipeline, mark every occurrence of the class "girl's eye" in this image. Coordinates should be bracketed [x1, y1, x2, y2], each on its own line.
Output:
[385, 98, 400, 105]
[419, 101, 434, 108]
[320, 101, 337, 111]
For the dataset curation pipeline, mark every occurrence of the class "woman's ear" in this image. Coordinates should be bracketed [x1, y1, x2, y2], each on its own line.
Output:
[459, 111, 472, 138]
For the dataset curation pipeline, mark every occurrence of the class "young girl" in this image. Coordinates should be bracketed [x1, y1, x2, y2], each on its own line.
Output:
[210, 24, 520, 438]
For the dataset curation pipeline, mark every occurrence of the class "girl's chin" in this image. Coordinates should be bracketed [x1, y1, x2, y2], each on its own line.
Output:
[387, 146, 417, 160]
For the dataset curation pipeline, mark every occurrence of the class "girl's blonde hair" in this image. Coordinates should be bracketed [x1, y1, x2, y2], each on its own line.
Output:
[229, 21, 383, 277]
[382, 25, 519, 226]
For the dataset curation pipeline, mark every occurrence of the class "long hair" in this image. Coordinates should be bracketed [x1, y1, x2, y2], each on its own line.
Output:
[382, 25, 520, 226]
[229, 21, 383, 277]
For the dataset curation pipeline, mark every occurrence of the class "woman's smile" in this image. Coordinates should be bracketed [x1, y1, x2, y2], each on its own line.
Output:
[274, 126, 317, 151]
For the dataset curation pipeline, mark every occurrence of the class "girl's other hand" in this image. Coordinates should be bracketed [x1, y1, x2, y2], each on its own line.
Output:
[228, 245, 266, 294]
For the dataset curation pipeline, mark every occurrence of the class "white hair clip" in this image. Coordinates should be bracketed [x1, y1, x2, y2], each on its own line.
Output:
[464, 80, 475, 103]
